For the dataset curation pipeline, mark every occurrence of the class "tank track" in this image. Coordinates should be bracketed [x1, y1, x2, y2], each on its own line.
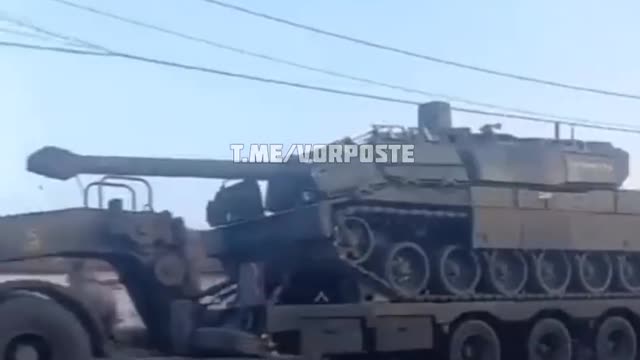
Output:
[332, 204, 640, 303]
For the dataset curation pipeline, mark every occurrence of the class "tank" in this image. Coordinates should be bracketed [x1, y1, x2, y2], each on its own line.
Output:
[27, 102, 640, 305]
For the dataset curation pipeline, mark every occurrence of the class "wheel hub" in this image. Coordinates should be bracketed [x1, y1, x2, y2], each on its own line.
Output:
[446, 261, 462, 278]
[14, 345, 39, 360]
[608, 331, 622, 353]
[624, 262, 634, 277]
[390, 256, 412, 282]
[536, 335, 559, 358]
[542, 261, 555, 281]
[527, 319, 571, 360]
[495, 263, 508, 279]
[5, 335, 51, 360]
[461, 338, 484, 360]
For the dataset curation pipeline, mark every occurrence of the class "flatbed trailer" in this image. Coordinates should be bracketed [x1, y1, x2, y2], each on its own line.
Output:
[266, 297, 640, 360]
[81, 296, 639, 360]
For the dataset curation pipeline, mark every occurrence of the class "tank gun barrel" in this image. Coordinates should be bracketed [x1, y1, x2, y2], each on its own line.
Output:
[27, 146, 310, 180]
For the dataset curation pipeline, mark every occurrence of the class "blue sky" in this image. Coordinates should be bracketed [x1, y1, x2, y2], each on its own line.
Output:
[1, 0, 640, 227]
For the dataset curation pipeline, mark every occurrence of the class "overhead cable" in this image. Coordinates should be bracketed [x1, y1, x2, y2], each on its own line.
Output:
[4, 39, 640, 134]
[197, 0, 640, 101]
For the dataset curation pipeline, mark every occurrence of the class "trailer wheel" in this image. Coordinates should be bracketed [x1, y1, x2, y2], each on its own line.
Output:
[0, 295, 91, 360]
[448, 319, 500, 360]
[526, 318, 571, 360]
[595, 316, 636, 360]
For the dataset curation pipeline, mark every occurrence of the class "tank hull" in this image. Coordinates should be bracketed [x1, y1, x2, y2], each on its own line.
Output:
[211, 187, 640, 303]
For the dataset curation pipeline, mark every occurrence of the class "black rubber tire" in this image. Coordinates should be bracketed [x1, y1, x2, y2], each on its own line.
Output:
[595, 316, 637, 360]
[0, 295, 92, 360]
[449, 319, 501, 360]
[526, 318, 572, 360]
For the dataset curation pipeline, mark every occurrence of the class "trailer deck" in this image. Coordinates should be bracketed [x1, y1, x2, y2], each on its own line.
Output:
[93, 296, 640, 359]
[266, 297, 640, 357]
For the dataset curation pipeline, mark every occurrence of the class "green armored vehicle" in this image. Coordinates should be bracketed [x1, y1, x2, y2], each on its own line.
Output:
[27, 102, 639, 304]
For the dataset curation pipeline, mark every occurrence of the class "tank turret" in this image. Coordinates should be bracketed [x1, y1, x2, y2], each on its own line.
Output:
[324, 102, 630, 192]
[419, 102, 629, 190]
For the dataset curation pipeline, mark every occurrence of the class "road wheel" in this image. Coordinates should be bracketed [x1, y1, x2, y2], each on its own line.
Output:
[484, 250, 528, 296]
[0, 295, 92, 360]
[617, 254, 640, 293]
[595, 316, 636, 360]
[574, 252, 613, 294]
[383, 241, 430, 299]
[437, 245, 482, 296]
[526, 318, 571, 360]
[449, 319, 500, 360]
[530, 251, 571, 296]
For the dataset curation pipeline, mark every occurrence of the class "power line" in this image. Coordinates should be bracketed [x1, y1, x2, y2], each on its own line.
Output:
[198, 0, 640, 101]
[0, 40, 106, 55]
[4, 39, 640, 135]
[0, 40, 419, 104]
[43, 0, 640, 129]
[0, 23, 100, 50]
[48, 0, 448, 95]
[0, 27, 52, 42]
[2, 14, 639, 132]
[0, 11, 108, 53]
[451, 107, 640, 133]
